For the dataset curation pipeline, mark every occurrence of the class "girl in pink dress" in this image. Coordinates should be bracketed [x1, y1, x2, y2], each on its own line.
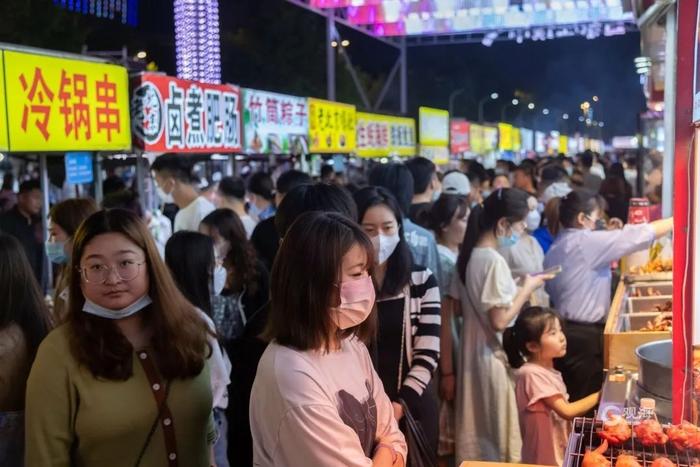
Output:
[504, 307, 600, 466]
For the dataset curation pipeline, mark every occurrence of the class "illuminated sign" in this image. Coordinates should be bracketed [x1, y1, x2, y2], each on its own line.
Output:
[243, 89, 308, 155]
[356, 112, 415, 157]
[308, 98, 356, 153]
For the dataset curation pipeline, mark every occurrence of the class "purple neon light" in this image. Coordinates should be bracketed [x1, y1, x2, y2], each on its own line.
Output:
[174, 0, 222, 84]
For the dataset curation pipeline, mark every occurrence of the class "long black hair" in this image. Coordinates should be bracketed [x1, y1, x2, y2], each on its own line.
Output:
[201, 209, 261, 295]
[165, 231, 215, 316]
[427, 194, 469, 243]
[354, 186, 413, 297]
[503, 307, 561, 369]
[548, 189, 602, 232]
[457, 187, 530, 284]
[0, 234, 51, 362]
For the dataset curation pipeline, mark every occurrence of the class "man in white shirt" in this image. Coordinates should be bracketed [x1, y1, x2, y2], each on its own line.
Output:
[217, 177, 257, 238]
[151, 154, 215, 232]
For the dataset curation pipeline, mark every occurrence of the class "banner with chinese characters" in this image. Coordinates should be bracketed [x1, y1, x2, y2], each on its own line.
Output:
[520, 128, 534, 151]
[356, 112, 415, 157]
[131, 73, 242, 153]
[242, 89, 308, 155]
[559, 135, 569, 155]
[0, 52, 7, 152]
[450, 120, 470, 154]
[308, 98, 356, 153]
[2, 49, 131, 152]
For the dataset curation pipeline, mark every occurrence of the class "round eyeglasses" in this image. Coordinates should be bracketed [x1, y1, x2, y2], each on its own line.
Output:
[79, 260, 146, 284]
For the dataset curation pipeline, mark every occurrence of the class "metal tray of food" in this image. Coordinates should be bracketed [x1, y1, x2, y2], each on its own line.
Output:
[626, 296, 672, 314]
[618, 312, 672, 332]
[627, 281, 673, 297]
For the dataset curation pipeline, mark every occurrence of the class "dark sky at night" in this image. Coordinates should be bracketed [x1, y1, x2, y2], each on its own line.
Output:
[0, 0, 646, 140]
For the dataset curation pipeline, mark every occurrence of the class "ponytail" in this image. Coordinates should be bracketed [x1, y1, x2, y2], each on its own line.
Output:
[545, 197, 562, 237]
[456, 188, 530, 284]
[502, 307, 561, 369]
[503, 326, 526, 369]
[457, 204, 484, 284]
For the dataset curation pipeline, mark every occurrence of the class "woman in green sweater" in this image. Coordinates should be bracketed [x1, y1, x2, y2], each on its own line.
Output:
[25, 209, 216, 467]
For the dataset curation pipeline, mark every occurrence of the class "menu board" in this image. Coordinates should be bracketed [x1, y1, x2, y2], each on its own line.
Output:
[356, 112, 416, 157]
[450, 120, 470, 154]
[242, 88, 308, 155]
[308, 98, 356, 153]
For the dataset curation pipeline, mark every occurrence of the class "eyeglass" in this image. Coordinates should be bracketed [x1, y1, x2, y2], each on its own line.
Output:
[79, 260, 146, 284]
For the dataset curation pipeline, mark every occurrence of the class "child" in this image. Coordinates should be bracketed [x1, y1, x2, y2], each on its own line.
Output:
[504, 307, 600, 466]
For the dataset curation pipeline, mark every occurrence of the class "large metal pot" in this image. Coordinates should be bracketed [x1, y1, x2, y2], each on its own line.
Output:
[635, 339, 672, 399]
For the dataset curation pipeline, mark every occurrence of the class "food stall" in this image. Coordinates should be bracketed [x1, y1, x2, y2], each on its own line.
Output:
[0, 42, 132, 285]
[130, 71, 243, 208]
[306, 97, 356, 176]
[556, 2, 698, 465]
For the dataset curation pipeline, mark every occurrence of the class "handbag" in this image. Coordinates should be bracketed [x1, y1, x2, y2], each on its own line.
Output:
[397, 286, 437, 467]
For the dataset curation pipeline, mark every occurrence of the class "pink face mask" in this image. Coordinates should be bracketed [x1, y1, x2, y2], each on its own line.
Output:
[332, 275, 376, 330]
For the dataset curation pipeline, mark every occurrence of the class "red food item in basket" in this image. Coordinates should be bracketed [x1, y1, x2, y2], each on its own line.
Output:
[616, 454, 642, 467]
[598, 415, 632, 445]
[650, 457, 676, 467]
[583, 440, 611, 467]
[634, 419, 669, 446]
[666, 421, 700, 451]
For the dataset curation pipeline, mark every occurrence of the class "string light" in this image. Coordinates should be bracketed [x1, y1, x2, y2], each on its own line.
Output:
[174, 0, 222, 84]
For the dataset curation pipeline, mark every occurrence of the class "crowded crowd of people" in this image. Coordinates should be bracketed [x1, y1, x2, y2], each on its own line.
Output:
[0, 150, 672, 467]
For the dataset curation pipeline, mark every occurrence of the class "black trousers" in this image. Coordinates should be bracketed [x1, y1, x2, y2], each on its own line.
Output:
[555, 321, 606, 403]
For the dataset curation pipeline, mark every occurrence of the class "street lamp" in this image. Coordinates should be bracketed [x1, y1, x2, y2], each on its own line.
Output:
[478, 92, 499, 123]
[501, 98, 519, 121]
[449, 88, 466, 117]
[528, 102, 535, 110]
[563, 113, 569, 120]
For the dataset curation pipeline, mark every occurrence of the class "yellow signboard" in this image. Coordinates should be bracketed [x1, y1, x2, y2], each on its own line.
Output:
[356, 112, 416, 157]
[308, 98, 356, 153]
[0, 52, 7, 152]
[498, 123, 513, 151]
[470, 124, 485, 154]
[419, 107, 449, 147]
[512, 127, 521, 151]
[559, 135, 569, 155]
[484, 126, 498, 152]
[3, 50, 131, 152]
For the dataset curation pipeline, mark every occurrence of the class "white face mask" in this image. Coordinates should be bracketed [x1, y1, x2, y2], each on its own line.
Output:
[526, 209, 541, 232]
[82, 295, 152, 320]
[371, 232, 401, 265]
[156, 184, 174, 204]
[212, 265, 227, 296]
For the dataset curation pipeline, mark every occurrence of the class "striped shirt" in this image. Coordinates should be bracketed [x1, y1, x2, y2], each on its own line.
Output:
[374, 267, 441, 412]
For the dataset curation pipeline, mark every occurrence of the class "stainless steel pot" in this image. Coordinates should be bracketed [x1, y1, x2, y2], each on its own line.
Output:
[635, 339, 672, 399]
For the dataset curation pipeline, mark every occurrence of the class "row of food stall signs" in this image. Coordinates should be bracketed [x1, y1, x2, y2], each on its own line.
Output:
[0, 45, 602, 161]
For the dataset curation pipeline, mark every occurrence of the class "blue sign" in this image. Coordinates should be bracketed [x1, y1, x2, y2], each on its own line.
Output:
[65, 152, 94, 185]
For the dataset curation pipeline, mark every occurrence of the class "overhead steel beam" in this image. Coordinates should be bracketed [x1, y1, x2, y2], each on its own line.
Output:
[285, 0, 401, 50]
[373, 57, 400, 111]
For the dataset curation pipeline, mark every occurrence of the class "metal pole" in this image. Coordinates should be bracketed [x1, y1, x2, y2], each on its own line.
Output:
[225, 154, 234, 177]
[374, 57, 400, 111]
[636, 113, 645, 197]
[478, 97, 487, 123]
[449, 88, 465, 118]
[39, 154, 52, 288]
[400, 37, 407, 114]
[338, 47, 371, 109]
[326, 11, 336, 101]
[135, 153, 147, 215]
[94, 153, 103, 205]
[662, 6, 677, 217]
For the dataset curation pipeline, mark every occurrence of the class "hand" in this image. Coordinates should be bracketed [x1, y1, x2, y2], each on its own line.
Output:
[523, 273, 553, 292]
[607, 218, 624, 230]
[440, 373, 456, 402]
[392, 402, 404, 421]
